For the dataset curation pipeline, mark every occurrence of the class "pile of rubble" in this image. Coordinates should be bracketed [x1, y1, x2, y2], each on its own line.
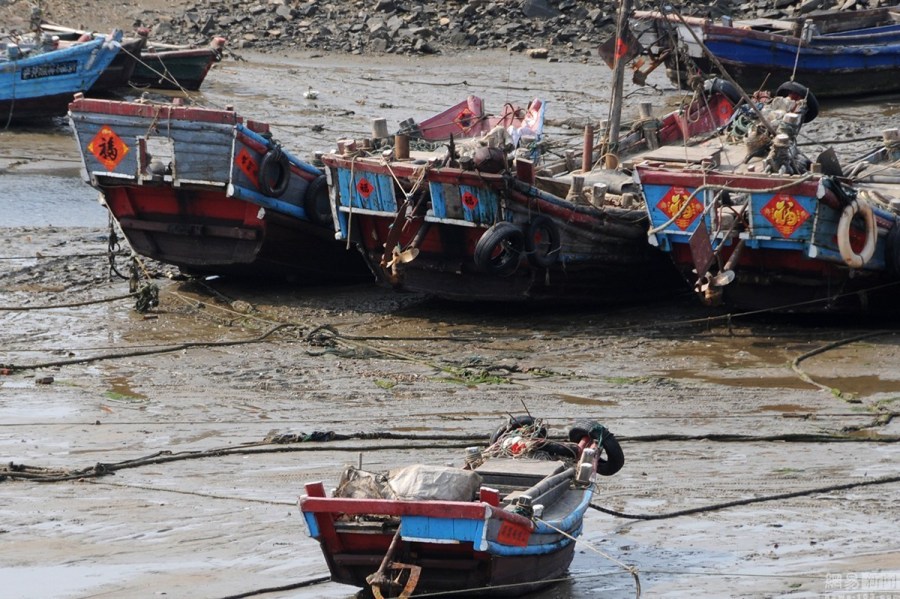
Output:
[7, 0, 897, 58]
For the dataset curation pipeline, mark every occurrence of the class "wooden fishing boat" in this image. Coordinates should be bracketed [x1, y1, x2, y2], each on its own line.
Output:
[0, 30, 123, 123]
[300, 416, 623, 597]
[635, 95, 900, 313]
[68, 95, 369, 281]
[320, 90, 737, 303]
[39, 23, 147, 92]
[627, 7, 900, 98]
[129, 37, 226, 91]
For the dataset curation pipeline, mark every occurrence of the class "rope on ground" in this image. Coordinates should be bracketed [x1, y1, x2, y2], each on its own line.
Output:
[4, 429, 898, 484]
[2, 323, 299, 373]
[0, 291, 137, 311]
[536, 516, 641, 598]
[591, 474, 900, 520]
[217, 576, 333, 599]
[791, 330, 898, 397]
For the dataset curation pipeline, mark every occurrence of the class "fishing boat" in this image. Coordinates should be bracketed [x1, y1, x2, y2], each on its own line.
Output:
[68, 95, 369, 281]
[320, 89, 738, 303]
[300, 416, 623, 597]
[0, 30, 123, 123]
[129, 37, 226, 91]
[634, 88, 900, 312]
[39, 23, 147, 92]
[626, 7, 900, 98]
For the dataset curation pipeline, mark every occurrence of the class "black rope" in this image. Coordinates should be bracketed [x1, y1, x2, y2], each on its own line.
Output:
[217, 576, 331, 599]
[591, 474, 900, 520]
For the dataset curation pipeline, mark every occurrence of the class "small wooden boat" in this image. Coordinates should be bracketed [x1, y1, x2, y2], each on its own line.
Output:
[635, 89, 900, 313]
[0, 30, 123, 123]
[39, 23, 147, 92]
[300, 416, 623, 597]
[627, 7, 900, 98]
[320, 90, 737, 303]
[130, 37, 227, 91]
[68, 95, 369, 281]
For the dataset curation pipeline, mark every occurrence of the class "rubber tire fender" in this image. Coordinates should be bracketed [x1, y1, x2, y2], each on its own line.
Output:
[707, 77, 742, 105]
[259, 147, 291, 197]
[568, 419, 624, 477]
[525, 215, 561, 268]
[474, 221, 525, 277]
[775, 81, 819, 124]
[303, 174, 332, 226]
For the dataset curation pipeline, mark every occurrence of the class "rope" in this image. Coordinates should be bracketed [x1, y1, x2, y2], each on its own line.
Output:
[217, 576, 332, 599]
[0, 292, 136, 311]
[591, 474, 900, 520]
[790, 330, 898, 396]
[536, 517, 641, 598]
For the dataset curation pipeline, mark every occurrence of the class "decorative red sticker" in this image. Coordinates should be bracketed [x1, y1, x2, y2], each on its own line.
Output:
[235, 147, 259, 187]
[454, 107, 476, 133]
[87, 126, 129, 171]
[761, 193, 810, 238]
[461, 191, 478, 210]
[497, 520, 531, 547]
[656, 186, 703, 231]
[356, 178, 374, 199]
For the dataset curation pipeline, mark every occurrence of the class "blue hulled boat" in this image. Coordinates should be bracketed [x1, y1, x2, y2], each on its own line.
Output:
[1, 30, 123, 123]
[630, 7, 900, 98]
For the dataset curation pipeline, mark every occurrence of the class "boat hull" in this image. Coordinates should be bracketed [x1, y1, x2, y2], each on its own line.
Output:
[68, 96, 368, 281]
[324, 155, 680, 303]
[0, 33, 122, 122]
[637, 166, 899, 312]
[130, 47, 222, 91]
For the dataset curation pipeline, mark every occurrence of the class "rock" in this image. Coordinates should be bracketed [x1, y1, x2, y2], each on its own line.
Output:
[526, 47, 549, 59]
[521, 0, 561, 18]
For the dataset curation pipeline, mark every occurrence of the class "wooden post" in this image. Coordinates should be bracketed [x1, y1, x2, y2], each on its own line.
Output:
[582, 124, 594, 173]
[605, 0, 633, 169]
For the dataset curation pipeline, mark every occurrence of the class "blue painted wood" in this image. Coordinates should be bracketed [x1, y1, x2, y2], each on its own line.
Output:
[335, 167, 396, 212]
[400, 515, 484, 545]
[229, 183, 307, 220]
[1, 31, 123, 120]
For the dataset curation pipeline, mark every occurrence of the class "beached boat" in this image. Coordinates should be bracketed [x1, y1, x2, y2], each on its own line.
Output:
[300, 416, 623, 597]
[129, 37, 226, 91]
[627, 7, 900, 98]
[39, 23, 147, 92]
[68, 95, 369, 281]
[635, 94, 900, 313]
[320, 89, 738, 303]
[0, 30, 123, 123]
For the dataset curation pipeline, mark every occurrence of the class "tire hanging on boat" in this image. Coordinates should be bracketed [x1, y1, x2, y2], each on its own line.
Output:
[775, 81, 819, 124]
[489, 415, 547, 445]
[473, 221, 525, 277]
[259, 147, 291, 197]
[525, 215, 561, 268]
[303, 174, 332, 226]
[706, 78, 742, 105]
[568, 419, 624, 476]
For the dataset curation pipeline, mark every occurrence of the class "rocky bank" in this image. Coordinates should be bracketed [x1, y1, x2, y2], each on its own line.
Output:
[1, 0, 897, 60]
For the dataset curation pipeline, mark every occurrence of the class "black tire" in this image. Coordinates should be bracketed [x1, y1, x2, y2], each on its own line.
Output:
[259, 147, 291, 197]
[524, 215, 561, 268]
[304, 175, 332, 226]
[568, 419, 624, 477]
[775, 81, 819, 123]
[474, 222, 524, 277]
[707, 77, 742, 105]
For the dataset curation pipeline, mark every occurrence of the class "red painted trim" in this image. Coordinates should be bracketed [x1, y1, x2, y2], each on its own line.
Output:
[69, 97, 242, 125]
[301, 497, 489, 520]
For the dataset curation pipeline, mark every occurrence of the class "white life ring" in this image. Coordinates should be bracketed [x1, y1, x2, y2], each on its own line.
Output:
[837, 198, 876, 269]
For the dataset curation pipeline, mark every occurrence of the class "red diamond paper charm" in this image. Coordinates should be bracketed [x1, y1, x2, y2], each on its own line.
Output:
[656, 186, 703, 231]
[761, 194, 809, 238]
[87, 126, 129, 171]
[356, 178, 374, 199]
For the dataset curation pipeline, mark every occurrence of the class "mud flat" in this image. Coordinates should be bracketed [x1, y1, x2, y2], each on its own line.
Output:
[2, 50, 899, 598]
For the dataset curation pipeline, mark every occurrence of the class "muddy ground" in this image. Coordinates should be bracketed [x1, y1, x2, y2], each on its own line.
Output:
[2, 50, 900, 599]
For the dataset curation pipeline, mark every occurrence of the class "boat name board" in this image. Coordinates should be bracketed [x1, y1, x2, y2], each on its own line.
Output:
[21, 60, 79, 80]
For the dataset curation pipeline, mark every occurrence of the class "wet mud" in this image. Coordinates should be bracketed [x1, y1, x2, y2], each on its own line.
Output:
[2, 51, 899, 598]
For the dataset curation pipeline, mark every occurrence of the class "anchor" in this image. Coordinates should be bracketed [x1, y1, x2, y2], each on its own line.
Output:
[366, 528, 422, 599]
